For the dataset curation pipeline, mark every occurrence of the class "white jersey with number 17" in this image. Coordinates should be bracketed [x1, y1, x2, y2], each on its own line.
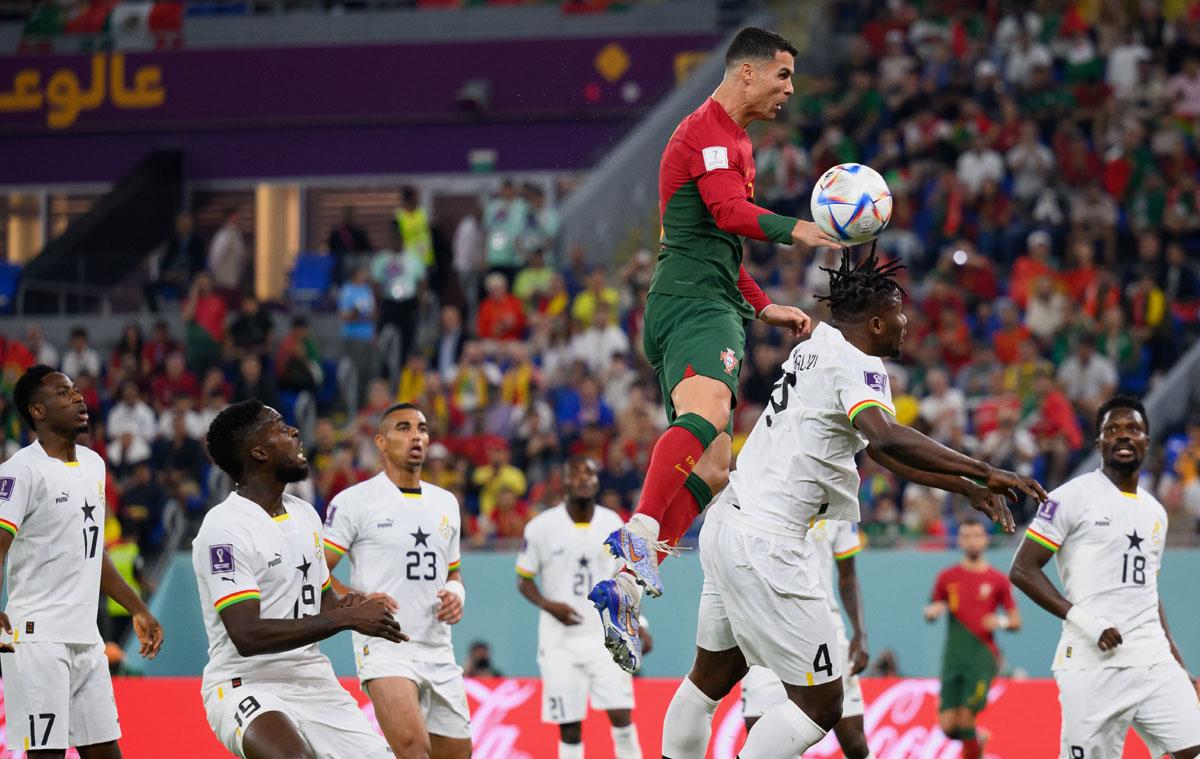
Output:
[725, 322, 893, 533]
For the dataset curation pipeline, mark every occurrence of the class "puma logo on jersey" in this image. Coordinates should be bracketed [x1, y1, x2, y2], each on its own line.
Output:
[267, 553, 283, 567]
[220, 576, 236, 583]
[56, 492, 69, 504]
[1094, 518, 1111, 527]
[376, 519, 394, 529]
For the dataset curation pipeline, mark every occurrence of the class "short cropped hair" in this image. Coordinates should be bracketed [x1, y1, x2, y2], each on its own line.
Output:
[1095, 395, 1148, 437]
[725, 27, 798, 68]
[12, 365, 58, 430]
[206, 399, 266, 481]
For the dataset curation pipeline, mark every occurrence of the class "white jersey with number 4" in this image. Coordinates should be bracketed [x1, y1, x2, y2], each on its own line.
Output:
[1026, 469, 1174, 670]
[193, 492, 332, 688]
[515, 504, 624, 652]
[324, 474, 462, 662]
[725, 322, 893, 533]
[0, 442, 107, 644]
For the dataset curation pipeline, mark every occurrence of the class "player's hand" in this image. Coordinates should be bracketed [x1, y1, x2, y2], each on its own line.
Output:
[133, 611, 164, 659]
[340, 591, 400, 613]
[984, 466, 1048, 505]
[343, 598, 409, 643]
[436, 589, 464, 625]
[0, 612, 13, 653]
[923, 602, 946, 622]
[848, 634, 869, 675]
[1098, 627, 1123, 651]
[758, 304, 813, 340]
[790, 219, 842, 249]
[982, 613, 1000, 632]
[542, 601, 582, 626]
[965, 481, 1016, 534]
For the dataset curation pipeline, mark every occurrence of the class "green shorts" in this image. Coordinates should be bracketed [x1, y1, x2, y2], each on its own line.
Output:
[939, 654, 998, 713]
[642, 292, 744, 432]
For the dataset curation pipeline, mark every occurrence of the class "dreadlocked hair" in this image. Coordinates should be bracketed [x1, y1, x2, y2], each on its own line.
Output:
[815, 241, 906, 323]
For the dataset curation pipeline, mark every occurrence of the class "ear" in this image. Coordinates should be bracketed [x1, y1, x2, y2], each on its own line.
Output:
[740, 60, 755, 83]
[249, 445, 269, 464]
[374, 432, 387, 454]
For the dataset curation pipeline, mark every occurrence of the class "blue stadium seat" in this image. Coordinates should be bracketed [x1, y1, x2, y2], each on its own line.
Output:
[288, 255, 334, 308]
[0, 263, 20, 314]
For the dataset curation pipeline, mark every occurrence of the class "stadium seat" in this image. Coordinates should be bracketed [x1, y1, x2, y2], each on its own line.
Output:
[288, 255, 335, 308]
[0, 263, 20, 314]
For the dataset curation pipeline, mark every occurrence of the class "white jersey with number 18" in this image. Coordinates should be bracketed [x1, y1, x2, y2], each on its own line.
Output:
[725, 322, 893, 533]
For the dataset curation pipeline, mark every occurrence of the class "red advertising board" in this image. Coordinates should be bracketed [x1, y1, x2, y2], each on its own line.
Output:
[0, 677, 1154, 758]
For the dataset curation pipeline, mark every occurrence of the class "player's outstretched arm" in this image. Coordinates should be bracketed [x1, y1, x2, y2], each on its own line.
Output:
[101, 551, 163, 659]
[218, 596, 407, 657]
[1010, 537, 1122, 651]
[867, 446, 1016, 532]
[0, 530, 12, 653]
[516, 575, 582, 626]
[835, 554, 869, 675]
[855, 407, 1048, 505]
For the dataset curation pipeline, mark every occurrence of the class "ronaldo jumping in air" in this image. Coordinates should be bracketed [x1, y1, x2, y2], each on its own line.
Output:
[589, 25, 841, 674]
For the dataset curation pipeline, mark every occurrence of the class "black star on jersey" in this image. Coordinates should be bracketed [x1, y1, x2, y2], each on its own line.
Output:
[81, 500, 97, 523]
[296, 556, 312, 580]
[578, 556, 590, 569]
[1126, 531, 1144, 552]
[411, 527, 430, 547]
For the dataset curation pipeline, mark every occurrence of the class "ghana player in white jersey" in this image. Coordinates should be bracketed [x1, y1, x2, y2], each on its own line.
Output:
[516, 457, 642, 759]
[322, 403, 471, 759]
[1011, 395, 1200, 759]
[740, 519, 870, 759]
[193, 399, 405, 759]
[0, 366, 164, 758]
[661, 249, 1047, 759]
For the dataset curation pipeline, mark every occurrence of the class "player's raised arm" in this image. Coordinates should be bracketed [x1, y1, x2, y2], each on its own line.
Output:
[696, 165, 839, 248]
[866, 446, 1016, 533]
[100, 551, 163, 659]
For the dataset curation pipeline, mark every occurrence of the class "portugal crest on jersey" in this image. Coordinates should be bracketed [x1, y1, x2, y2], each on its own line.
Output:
[720, 348, 738, 375]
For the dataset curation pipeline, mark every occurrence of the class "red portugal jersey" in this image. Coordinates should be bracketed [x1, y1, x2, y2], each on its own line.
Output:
[931, 563, 1017, 659]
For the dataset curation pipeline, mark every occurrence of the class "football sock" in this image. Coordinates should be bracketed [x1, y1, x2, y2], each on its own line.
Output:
[558, 741, 584, 759]
[655, 474, 713, 561]
[632, 413, 718, 530]
[611, 723, 642, 759]
[738, 701, 827, 759]
[961, 737, 981, 759]
[662, 676, 719, 759]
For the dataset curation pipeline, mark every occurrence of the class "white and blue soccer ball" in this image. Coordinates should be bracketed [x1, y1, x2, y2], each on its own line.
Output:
[810, 163, 893, 245]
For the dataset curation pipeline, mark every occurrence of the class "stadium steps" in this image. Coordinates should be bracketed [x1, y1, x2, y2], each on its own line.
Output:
[17, 149, 184, 314]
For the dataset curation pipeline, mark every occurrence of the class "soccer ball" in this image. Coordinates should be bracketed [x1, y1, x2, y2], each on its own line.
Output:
[810, 163, 893, 245]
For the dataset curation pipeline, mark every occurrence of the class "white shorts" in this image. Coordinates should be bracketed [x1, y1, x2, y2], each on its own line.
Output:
[696, 511, 840, 688]
[0, 640, 120, 751]
[1056, 662, 1200, 759]
[740, 620, 864, 719]
[356, 638, 471, 740]
[539, 638, 635, 723]
[202, 669, 391, 758]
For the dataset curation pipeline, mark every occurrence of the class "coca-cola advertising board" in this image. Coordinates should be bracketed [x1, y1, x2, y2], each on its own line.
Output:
[0, 677, 1154, 758]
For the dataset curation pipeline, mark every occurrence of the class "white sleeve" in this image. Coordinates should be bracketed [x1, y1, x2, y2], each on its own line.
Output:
[515, 520, 539, 579]
[322, 493, 357, 559]
[832, 521, 863, 560]
[196, 523, 262, 613]
[831, 356, 895, 423]
[0, 459, 35, 538]
[1026, 487, 1074, 554]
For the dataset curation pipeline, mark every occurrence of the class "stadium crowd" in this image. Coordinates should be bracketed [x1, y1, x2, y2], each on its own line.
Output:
[8, 1, 1200, 559]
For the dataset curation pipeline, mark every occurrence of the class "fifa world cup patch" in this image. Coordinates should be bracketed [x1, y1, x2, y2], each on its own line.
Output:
[863, 371, 888, 393]
[702, 145, 729, 171]
[210, 544, 236, 574]
[720, 348, 738, 375]
[0, 477, 13, 501]
[1037, 499, 1060, 522]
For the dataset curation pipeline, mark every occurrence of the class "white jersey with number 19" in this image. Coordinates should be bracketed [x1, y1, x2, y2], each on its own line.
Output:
[725, 322, 893, 533]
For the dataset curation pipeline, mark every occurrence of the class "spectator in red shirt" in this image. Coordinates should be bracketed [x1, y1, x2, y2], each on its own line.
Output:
[1009, 230, 1056, 308]
[1028, 370, 1083, 485]
[992, 299, 1033, 365]
[1059, 239, 1099, 302]
[150, 353, 200, 411]
[141, 320, 180, 376]
[476, 272, 527, 342]
[183, 271, 227, 372]
[973, 368, 1022, 439]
